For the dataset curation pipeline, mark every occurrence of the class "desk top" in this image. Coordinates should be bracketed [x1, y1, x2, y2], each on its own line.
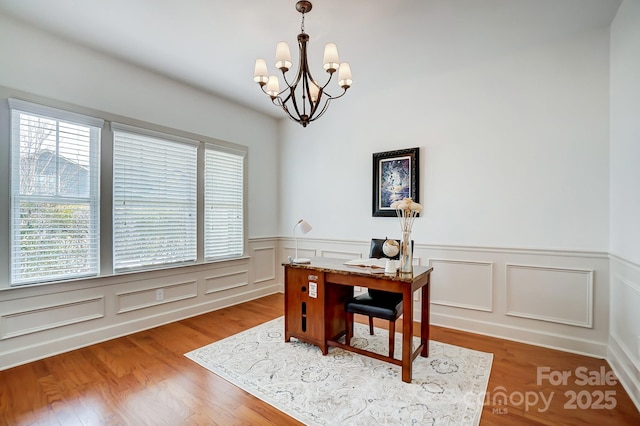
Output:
[283, 257, 432, 283]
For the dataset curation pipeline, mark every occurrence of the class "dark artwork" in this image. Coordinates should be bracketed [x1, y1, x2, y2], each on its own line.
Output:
[372, 148, 419, 217]
[380, 157, 411, 207]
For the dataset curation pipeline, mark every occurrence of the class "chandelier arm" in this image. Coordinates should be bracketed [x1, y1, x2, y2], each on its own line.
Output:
[277, 32, 315, 126]
[303, 72, 320, 118]
[275, 95, 306, 124]
[308, 97, 333, 123]
[297, 34, 313, 118]
[307, 89, 346, 122]
[280, 69, 296, 92]
[308, 86, 348, 122]
[279, 87, 295, 105]
[273, 80, 311, 126]
[318, 72, 336, 91]
[288, 62, 306, 118]
[288, 86, 304, 119]
[308, 91, 321, 117]
[262, 85, 296, 113]
[324, 88, 348, 101]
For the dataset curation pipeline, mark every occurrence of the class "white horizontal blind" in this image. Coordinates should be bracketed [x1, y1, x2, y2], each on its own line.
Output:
[204, 147, 244, 259]
[113, 127, 198, 271]
[9, 100, 101, 285]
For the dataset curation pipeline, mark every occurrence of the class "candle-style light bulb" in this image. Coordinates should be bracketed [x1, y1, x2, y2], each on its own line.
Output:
[253, 59, 269, 85]
[266, 76, 280, 97]
[275, 42, 292, 71]
[323, 43, 339, 72]
[338, 62, 352, 89]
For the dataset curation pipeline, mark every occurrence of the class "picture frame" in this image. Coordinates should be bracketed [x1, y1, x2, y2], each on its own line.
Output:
[372, 147, 420, 217]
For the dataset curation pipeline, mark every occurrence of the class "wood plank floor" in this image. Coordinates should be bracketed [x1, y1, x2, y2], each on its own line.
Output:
[0, 293, 638, 425]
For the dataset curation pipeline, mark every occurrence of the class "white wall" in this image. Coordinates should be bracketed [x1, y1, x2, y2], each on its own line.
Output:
[610, 1, 640, 264]
[0, 14, 282, 369]
[0, 13, 280, 240]
[279, 27, 610, 252]
[609, 0, 640, 409]
[277, 4, 615, 363]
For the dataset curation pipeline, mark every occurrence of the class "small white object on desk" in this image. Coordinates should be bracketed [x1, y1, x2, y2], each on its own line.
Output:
[384, 259, 398, 274]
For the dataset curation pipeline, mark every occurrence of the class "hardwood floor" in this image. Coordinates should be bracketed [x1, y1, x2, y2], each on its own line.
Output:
[0, 293, 638, 425]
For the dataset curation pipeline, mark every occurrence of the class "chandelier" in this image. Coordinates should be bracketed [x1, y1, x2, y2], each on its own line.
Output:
[253, 1, 352, 127]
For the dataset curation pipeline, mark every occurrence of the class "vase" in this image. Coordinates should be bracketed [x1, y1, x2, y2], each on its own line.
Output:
[399, 230, 413, 275]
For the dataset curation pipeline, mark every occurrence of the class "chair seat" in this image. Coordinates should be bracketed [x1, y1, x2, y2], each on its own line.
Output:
[345, 290, 403, 321]
[344, 238, 413, 359]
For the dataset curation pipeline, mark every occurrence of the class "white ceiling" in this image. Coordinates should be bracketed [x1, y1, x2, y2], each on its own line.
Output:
[0, 0, 622, 118]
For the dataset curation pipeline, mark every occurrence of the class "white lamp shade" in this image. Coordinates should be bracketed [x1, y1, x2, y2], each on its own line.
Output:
[266, 76, 280, 97]
[323, 43, 340, 72]
[309, 82, 320, 103]
[253, 59, 269, 84]
[296, 219, 312, 234]
[338, 62, 352, 88]
[275, 41, 292, 70]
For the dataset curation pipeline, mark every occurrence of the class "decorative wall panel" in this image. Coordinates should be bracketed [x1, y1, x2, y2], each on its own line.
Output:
[506, 264, 593, 327]
[320, 250, 361, 260]
[117, 281, 197, 314]
[429, 259, 493, 312]
[253, 246, 276, 283]
[1, 297, 104, 339]
[205, 270, 249, 294]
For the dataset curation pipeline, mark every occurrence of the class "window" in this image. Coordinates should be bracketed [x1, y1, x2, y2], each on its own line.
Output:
[112, 124, 198, 271]
[9, 99, 102, 285]
[5, 97, 248, 286]
[204, 146, 245, 259]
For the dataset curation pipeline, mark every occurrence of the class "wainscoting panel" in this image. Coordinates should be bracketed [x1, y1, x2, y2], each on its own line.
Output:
[205, 269, 249, 295]
[286, 238, 610, 357]
[608, 255, 640, 410]
[283, 245, 316, 262]
[1, 297, 104, 340]
[252, 246, 276, 284]
[0, 237, 613, 375]
[117, 281, 197, 314]
[320, 249, 361, 260]
[506, 264, 593, 328]
[611, 277, 640, 355]
[429, 259, 493, 312]
[0, 241, 282, 371]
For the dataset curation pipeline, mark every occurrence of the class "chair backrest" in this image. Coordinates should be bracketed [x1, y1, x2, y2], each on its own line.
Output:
[368, 237, 409, 299]
[369, 238, 412, 261]
[370, 238, 397, 260]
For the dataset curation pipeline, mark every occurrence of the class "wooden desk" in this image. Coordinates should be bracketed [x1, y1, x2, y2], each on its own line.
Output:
[283, 257, 433, 383]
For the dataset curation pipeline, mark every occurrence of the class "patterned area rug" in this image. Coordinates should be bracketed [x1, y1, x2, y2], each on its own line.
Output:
[185, 317, 492, 425]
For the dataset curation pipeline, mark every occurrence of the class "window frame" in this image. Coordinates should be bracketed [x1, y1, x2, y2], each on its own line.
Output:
[3, 97, 248, 287]
[204, 143, 246, 261]
[8, 99, 103, 286]
[111, 123, 199, 273]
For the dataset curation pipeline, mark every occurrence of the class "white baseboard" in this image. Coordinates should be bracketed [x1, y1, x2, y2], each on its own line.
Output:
[431, 312, 608, 358]
[608, 333, 640, 412]
[0, 284, 280, 370]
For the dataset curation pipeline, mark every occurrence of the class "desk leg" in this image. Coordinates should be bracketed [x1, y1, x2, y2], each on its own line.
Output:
[420, 278, 430, 357]
[402, 288, 413, 383]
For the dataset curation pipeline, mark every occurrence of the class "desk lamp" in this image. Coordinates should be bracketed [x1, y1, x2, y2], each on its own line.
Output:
[293, 219, 312, 263]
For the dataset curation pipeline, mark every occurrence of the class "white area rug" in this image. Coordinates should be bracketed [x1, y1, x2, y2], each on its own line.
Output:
[185, 317, 492, 425]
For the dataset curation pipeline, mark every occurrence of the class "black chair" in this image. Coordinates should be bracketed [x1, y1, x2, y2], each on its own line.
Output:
[344, 238, 412, 358]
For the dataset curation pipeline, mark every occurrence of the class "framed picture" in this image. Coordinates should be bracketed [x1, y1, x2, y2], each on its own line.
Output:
[372, 147, 420, 217]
